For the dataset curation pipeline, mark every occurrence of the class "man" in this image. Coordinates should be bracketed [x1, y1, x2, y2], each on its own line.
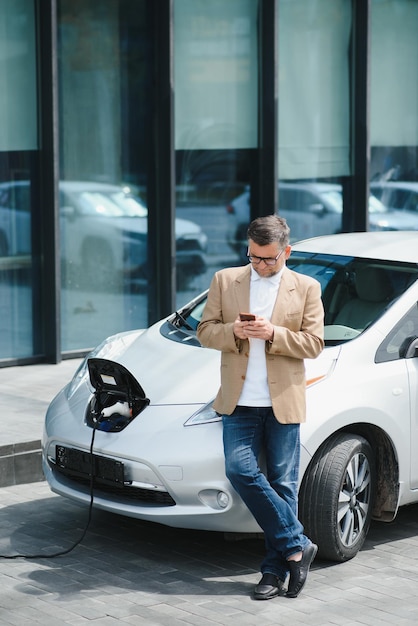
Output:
[197, 215, 324, 600]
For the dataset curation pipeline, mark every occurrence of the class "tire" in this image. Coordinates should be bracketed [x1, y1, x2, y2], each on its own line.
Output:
[299, 433, 376, 562]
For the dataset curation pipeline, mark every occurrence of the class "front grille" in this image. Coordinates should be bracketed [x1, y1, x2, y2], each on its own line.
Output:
[53, 465, 176, 506]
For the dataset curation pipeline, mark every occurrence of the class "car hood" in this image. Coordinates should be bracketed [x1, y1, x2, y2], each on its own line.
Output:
[83, 321, 339, 407]
[93, 321, 222, 405]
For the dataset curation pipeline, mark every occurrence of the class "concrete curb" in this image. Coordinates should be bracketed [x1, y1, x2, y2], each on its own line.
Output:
[0, 440, 43, 487]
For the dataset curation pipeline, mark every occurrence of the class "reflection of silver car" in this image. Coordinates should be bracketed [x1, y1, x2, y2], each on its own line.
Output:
[226, 182, 418, 262]
[43, 231, 418, 563]
[370, 181, 418, 214]
[59, 182, 208, 289]
[0, 181, 208, 288]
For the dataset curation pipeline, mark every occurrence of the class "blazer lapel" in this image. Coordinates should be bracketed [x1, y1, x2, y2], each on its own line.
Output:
[271, 267, 295, 324]
[233, 265, 251, 314]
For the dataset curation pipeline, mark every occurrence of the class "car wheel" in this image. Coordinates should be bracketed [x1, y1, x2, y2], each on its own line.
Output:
[299, 433, 376, 562]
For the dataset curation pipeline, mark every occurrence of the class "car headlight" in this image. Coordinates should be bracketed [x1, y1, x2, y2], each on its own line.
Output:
[183, 373, 329, 427]
[198, 489, 230, 510]
[184, 401, 221, 426]
[66, 330, 144, 399]
[197, 232, 208, 250]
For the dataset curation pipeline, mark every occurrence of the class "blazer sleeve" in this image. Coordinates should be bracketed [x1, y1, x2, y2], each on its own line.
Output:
[197, 271, 243, 354]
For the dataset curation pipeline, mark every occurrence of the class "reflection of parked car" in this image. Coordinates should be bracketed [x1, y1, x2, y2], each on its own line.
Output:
[43, 231, 418, 563]
[226, 182, 418, 263]
[370, 181, 418, 214]
[0, 183, 31, 258]
[59, 182, 208, 289]
[0, 181, 208, 288]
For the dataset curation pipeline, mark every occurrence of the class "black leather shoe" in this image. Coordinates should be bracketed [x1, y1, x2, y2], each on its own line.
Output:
[253, 573, 286, 600]
[286, 542, 318, 598]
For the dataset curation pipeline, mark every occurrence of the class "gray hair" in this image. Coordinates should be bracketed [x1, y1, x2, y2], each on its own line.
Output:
[247, 215, 290, 248]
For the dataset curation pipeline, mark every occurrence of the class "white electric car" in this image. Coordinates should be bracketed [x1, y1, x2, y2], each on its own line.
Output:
[43, 231, 418, 562]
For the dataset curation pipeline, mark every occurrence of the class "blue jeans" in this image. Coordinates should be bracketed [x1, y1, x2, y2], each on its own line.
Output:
[222, 406, 309, 581]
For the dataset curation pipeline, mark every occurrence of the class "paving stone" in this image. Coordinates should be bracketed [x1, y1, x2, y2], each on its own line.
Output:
[0, 482, 418, 625]
[2, 360, 418, 626]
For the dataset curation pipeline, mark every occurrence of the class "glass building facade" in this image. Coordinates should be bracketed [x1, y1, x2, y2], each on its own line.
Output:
[0, 0, 416, 365]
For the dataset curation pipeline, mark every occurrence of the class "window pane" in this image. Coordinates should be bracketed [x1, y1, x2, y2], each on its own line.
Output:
[278, 0, 351, 180]
[276, 0, 352, 243]
[174, 0, 258, 303]
[0, 0, 39, 360]
[174, 0, 258, 151]
[370, 0, 418, 232]
[370, 0, 418, 148]
[58, 0, 152, 351]
[0, 0, 38, 151]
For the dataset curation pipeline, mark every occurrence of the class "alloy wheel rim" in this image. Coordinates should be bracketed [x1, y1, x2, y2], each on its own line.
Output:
[337, 452, 371, 547]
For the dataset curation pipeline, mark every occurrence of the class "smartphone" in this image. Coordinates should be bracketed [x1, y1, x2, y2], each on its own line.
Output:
[239, 312, 255, 321]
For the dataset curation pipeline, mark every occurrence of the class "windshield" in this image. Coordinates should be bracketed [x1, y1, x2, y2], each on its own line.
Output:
[287, 252, 417, 343]
[166, 252, 418, 346]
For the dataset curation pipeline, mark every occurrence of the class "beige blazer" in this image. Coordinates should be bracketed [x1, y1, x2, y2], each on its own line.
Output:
[197, 264, 324, 424]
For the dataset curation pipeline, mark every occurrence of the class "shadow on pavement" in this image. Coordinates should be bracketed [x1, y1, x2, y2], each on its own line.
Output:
[1, 489, 418, 599]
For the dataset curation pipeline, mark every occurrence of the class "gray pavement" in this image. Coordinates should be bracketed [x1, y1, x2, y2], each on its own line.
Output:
[0, 359, 82, 488]
[1, 361, 418, 625]
[0, 359, 82, 449]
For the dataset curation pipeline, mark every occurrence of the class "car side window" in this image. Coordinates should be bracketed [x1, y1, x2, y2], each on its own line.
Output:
[375, 303, 418, 363]
[298, 191, 319, 213]
[405, 191, 418, 213]
[279, 189, 298, 211]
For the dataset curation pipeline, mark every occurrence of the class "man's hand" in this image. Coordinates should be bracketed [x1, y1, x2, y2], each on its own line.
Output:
[234, 315, 274, 341]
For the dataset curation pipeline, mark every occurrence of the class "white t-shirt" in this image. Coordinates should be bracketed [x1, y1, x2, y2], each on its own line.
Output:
[237, 265, 283, 407]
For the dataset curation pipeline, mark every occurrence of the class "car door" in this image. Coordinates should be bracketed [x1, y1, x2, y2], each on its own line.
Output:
[407, 349, 418, 489]
[375, 302, 418, 489]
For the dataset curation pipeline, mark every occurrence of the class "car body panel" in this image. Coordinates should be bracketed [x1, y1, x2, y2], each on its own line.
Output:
[43, 231, 418, 537]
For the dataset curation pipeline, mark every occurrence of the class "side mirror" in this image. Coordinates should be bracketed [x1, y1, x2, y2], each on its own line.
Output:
[309, 203, 326, 216]
[399, 336, 418, 359]
[60, 205, 76, 220]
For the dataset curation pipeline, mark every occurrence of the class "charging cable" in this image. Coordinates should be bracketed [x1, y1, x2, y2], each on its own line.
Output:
[0, 426, 98, 560]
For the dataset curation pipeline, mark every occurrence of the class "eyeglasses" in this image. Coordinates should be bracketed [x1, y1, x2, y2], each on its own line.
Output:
[247, 248, 284, 266]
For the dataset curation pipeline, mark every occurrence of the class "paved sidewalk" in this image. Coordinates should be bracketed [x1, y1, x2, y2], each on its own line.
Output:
[0, 359, 82, 487]
[1, 361, 418, 624]
[0, 359, 82, 449]
[0, 481, 418, 625]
